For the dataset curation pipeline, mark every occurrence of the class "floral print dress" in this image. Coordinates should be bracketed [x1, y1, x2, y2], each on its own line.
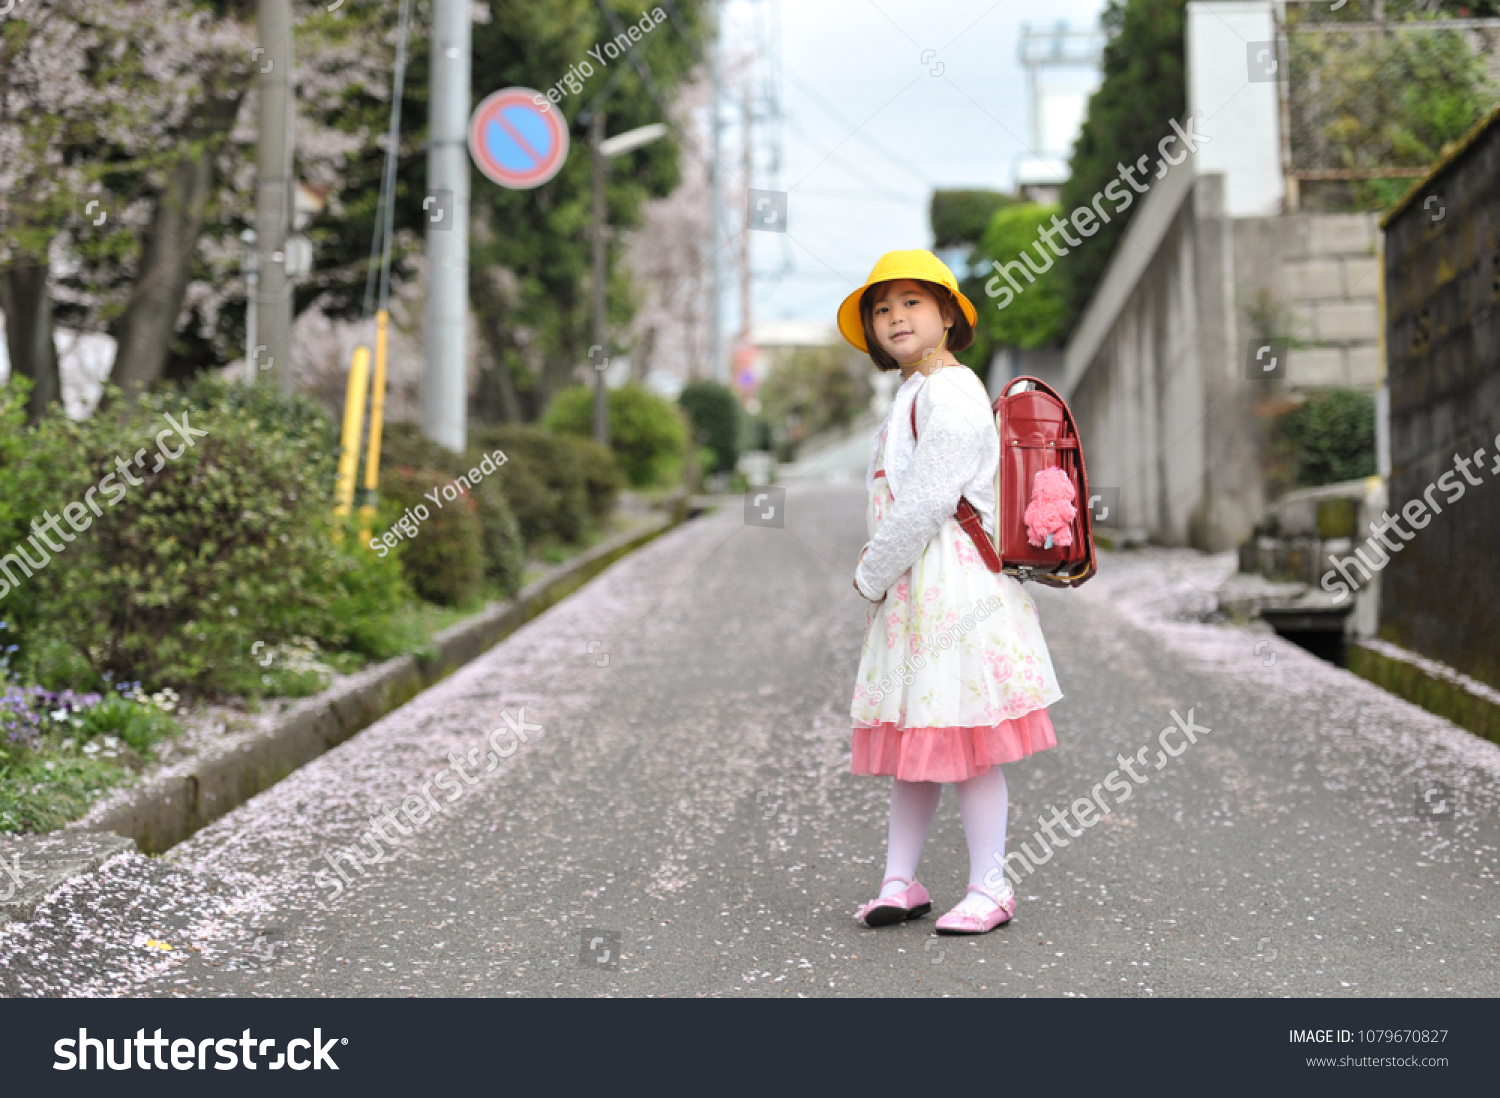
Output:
[850, 418, 1062, 782]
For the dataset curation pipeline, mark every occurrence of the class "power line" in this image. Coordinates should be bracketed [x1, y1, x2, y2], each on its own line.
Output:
[781, 64, 937, 189]
[783, 116, 924, 205]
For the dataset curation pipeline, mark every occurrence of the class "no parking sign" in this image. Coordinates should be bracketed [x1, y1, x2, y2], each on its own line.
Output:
[468, 88, 570, 190]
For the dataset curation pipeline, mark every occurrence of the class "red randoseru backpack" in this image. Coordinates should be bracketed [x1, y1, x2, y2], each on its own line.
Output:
[911, 375, 1098, 588]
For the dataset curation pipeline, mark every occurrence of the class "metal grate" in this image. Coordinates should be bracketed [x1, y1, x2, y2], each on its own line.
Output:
[1275, 1, 1500, 207]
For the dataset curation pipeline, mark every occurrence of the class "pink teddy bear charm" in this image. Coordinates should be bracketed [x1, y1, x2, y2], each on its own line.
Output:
[1023, 467, 1077, 550]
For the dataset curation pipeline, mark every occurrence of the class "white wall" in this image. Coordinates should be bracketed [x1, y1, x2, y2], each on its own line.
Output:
[1186, 1, 1284, 217]
[0, 310, 117, 420]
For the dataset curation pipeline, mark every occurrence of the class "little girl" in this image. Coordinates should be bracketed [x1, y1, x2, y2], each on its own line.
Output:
[839, 249, 1063, 934]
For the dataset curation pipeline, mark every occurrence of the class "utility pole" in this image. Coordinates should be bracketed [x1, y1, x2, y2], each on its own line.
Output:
[590, 111, 609, 446]
[709, 0, 725, 384]
[424, 0, 470, 452]
[255, 0, 294, 393]
[582, 118, 668, 446]
[738, 85, 753, 361]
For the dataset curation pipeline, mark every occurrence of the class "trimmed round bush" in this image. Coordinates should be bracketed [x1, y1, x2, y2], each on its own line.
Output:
[380, 466, 484, 607]
[378, 423, 525, 595]
[563, 435, 622, 523]
[4, 380, 413, 696]
[678, 379, 741, 474]
[543, 383, 688, 487]
[470, 475, 524, 595]
[474, 429, 603, 549]
[490, 448, 561, 549]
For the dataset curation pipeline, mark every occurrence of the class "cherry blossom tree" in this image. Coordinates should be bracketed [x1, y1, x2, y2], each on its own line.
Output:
[0, 0, 231, 413]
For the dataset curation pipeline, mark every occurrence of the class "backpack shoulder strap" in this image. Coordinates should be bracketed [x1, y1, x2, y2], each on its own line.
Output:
[908, 374, 1002, 573]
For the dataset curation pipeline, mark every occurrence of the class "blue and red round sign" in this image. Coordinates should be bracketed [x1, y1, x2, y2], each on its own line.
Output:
[468, 88, 570, 190]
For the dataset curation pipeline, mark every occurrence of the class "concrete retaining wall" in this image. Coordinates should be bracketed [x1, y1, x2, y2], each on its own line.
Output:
[1064, 169, 1258, 551]
[1064, 161, 1384, 552]
[1378, 108, 1500, 691]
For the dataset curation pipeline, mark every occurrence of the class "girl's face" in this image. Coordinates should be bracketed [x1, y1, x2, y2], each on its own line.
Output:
[870, 279, 952, 370]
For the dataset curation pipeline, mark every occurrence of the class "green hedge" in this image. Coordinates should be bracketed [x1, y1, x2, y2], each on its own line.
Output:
[379, 466, 485, 608]
[471, 424, 621, 548]
[678, 379, 741, 474]
[377, 423, 525, 595]
[543, 383, 688, 487]
[968, 203, 1069, 349]
[566, 435, 623, 523]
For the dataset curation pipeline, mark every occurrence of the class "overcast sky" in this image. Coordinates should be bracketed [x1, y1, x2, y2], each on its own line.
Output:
[722, 0, 1108, 329]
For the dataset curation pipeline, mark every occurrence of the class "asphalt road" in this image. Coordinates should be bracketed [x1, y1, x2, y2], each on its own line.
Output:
[3, 455, 1498, 998]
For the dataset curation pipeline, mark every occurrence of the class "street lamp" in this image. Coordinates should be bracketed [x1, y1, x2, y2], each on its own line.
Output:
[586, 119, 668, 446]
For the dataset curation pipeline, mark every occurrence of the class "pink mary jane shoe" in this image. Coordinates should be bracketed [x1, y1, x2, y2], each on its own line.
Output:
[934, 884, 1016, 935]
[855, 876, 932, 928]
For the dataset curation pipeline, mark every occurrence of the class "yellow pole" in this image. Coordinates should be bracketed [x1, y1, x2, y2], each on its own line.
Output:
[358, 310, 390, 542]
[334, 343, 371, 534]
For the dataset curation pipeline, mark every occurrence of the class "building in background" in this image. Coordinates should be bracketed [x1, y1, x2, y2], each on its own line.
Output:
[1013, 22, 1104, 205]
[1061, 0, 1449, 553]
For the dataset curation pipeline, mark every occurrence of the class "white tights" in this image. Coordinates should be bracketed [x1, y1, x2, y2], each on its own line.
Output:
[878, 765, 1011, 915]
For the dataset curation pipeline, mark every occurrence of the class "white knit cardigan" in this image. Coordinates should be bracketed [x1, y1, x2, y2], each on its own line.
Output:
[853, 366, 999, 601]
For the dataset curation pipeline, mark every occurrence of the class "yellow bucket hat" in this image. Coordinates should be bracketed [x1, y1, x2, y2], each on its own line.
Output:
[836, 249, 977, 353]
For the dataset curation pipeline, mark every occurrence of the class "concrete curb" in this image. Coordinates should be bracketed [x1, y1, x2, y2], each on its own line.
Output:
[1348, 638, 1500, 747]
[73, 509, 679, 856]
[0, 832, 135, 926]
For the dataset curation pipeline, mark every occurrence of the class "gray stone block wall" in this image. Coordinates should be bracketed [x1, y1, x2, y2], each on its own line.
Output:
[1379, 109, 1500, 691]
[1233, 210, 1382, 394]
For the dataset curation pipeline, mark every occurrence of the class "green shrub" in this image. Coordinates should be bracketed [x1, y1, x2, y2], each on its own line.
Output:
[378, 423, 525, 594]
[931, 189, 1020, 249]
[477, 425, 586, 539]
[490, 446, 561, 548]
[678, 380, 741, 474]
[186, 375, 419, 662]
[314, 536, 418, 664]
[969, 203, 1069, 349]
[188, 373, 340, 456]
[1, 384, 419, 697]
[561, 435, 622, 523]
[543, 383, 689, 487]
[376, 422, 465, 477]
[0, 379, 50, 638]
[0, 381, 415, 697]
[472, 424, 616, 548]
[470, 477, 525, 594]
[1268, 388, 1377, 496]
[380, 466, 484, 607]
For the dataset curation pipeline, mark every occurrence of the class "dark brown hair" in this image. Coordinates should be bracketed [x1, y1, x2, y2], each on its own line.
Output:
[858, 279, 975, 372]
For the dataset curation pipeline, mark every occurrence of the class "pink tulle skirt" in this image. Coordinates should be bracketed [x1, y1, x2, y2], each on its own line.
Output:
[851, 707, 1057, 783]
